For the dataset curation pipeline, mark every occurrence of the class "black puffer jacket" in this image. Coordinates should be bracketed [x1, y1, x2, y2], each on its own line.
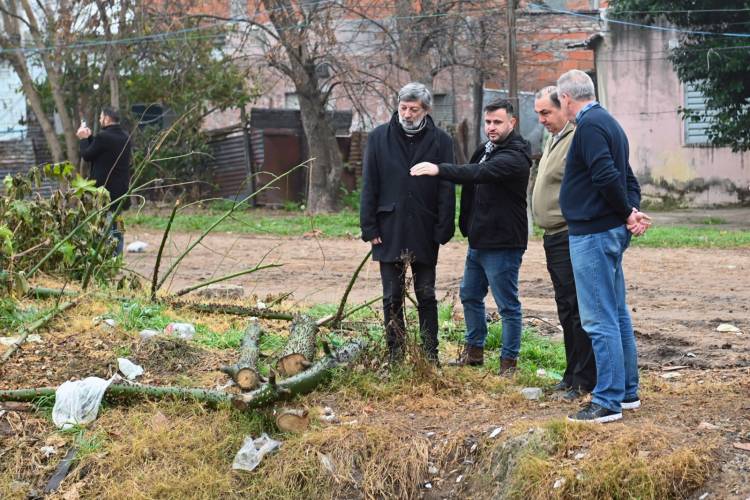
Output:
[360, 113, 455, 264]
[80, 123, 132, 210]
[437, 130, 531, 249]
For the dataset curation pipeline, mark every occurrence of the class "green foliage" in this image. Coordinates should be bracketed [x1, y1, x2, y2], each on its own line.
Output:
[127, 209, 361, 238]
[631, 226, 750, 248]
[0, 297, 39, 330]
[0, 164, 120, 287]
[108, 301, 171, 331]
[609, 0, 750, 151]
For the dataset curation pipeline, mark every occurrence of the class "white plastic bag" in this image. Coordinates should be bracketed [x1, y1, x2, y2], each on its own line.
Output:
[232, 433, 281, 472]
[52, 376, 117, 430]
[126, 241, 148, 253]
[117, 358, 144, 380]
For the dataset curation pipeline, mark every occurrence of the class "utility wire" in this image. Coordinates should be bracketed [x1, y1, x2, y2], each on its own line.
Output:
[532, 3, 750, 38]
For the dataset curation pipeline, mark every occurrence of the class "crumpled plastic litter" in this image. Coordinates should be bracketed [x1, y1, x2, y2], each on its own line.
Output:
[126, 241, 148, 253]
[52, 376, 118, 430]
[164, 322, 195, 340]
[117, 358, 144, 380]
[232, 433, 281, 472]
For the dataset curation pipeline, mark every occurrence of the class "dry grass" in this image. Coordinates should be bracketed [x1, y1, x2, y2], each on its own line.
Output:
[471, 420, 717, 500]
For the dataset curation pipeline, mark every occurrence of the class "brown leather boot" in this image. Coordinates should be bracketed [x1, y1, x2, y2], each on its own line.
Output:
[449, 345, 484, 366]
[499, 357, 517, 375]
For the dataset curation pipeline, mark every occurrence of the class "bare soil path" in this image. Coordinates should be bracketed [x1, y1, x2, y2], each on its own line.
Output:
[126, 228, 750, 370]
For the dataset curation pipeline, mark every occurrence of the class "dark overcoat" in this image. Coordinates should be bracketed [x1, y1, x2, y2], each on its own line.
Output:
[80, 123, 132, 209]
[360, 113, 455, 265]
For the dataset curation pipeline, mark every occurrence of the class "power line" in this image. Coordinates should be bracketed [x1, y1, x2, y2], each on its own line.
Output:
[532, 3, 750, 38]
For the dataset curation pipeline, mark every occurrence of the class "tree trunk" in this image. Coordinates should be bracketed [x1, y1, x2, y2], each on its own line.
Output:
[0, 5, 63, 162]
[19, 0, 79, 164]
[276, 314, 317, 377]
[220, 318, 262, 390]
[297, 90, 344, 213]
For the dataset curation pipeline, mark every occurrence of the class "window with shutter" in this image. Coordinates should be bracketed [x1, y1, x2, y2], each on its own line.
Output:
[683, 83, 716, 146]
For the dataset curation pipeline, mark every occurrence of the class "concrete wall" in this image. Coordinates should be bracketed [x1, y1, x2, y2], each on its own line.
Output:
[595, 23, 750, 206]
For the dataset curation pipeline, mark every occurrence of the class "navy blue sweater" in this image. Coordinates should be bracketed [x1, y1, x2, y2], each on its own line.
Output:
[560, 104, 641, 235]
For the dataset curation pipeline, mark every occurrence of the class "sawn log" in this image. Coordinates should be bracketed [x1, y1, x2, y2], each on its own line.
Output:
[220, 318, 263, 390]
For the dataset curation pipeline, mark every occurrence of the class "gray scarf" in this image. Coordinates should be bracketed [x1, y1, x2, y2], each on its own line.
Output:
[399, 116, 427, 137]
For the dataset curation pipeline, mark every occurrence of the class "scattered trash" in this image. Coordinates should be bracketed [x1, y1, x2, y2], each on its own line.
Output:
[323, 406, 334, 415]
[489, 427, 503, 439]
[686, 352, 696, 358]
[139, 329, 161, 341]
[256, 301, 267, 310]
[553, 478, 566, 489]
[697, 422, 719, 431]
[424, 482, 433, 489]
[425, 431, 436, 438]
[574, 452, 586, 460]
[197, 284, 244, 299]
[126, 241, 148, 253]
[39, 446, 57, 458]
[52, 376, 117, 430]
[521, 387, 543, 400]
[536, 368, 547, 377]
[470, 442, 478, 453]
[698, 493, 709, 500]
[428, 465, 439, 475]
[0, 334, 42, 346]
[117, 358, 144, 380]
[733, 442, 750, 452]
[103, 319, 117, 328]
[716, 323, 741, 334]
[456, 474, 463, 483]
[232, 433, 281, 472]
[164, 322, 195, 340]
[660, 372, 682, 380]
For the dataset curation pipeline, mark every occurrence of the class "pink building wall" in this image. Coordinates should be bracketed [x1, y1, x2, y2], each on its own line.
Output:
[594, 23, 750, 206]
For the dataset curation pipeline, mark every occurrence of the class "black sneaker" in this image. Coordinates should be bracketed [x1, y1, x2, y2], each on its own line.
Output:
[561, 387, 586, 402]
[621, 397, 641, 410]
[567, 402, 622, 423]
[551, 381, 571, 392]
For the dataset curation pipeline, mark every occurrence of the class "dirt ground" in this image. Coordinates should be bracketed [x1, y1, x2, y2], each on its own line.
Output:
[1, 209, 749, 498]
[126, 208, 750, 370]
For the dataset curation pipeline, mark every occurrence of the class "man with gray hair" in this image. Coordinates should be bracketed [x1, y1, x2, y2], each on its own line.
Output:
[556, 69, 651, 423]
[360, 82, 455, 364]
[532, 85, 596, 400]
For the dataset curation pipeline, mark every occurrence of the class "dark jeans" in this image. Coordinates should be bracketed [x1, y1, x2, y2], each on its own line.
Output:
[379, 261, 439, 359]
[543, 230, 596, 392]
[460, 247, 525, 359]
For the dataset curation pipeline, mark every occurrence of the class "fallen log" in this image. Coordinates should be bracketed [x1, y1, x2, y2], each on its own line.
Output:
[277, 314, 318, 377]
[220, 318, 263, 390]
[235, 339, 364, 410]
[275, 408, 310, 433]
[168, 299, 294, 321]
[0, 340, 365, 411]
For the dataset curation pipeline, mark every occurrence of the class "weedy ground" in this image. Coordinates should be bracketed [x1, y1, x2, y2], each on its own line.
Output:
[1, 290, 748, 499]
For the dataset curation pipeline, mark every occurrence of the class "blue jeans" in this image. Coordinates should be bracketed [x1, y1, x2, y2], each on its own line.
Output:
[460, 247, 524, 360]
[569, 225, 639, 412]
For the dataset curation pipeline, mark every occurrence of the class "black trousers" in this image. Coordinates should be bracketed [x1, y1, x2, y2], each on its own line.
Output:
[543, 231, 596, 391]
[379, 261, 439, 359]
